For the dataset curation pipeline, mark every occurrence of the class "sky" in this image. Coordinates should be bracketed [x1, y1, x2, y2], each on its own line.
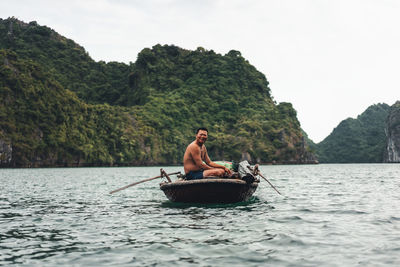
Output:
[2, 0, 400, 142]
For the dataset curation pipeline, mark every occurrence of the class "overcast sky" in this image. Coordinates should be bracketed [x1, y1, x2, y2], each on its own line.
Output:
[2, 0, 399, 142]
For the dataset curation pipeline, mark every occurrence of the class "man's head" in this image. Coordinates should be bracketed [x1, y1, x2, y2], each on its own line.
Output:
[195, 127, 208, 145]
[196, 127, 208, 134]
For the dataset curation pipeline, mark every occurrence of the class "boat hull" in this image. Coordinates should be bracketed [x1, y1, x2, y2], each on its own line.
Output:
[160, 178, 259, 203]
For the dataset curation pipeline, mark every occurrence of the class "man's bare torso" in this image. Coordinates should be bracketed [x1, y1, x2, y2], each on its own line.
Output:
[183, 141, 206, 174]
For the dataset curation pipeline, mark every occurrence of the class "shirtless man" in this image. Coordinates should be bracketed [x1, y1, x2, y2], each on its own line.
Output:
[183, 128, 232, 180]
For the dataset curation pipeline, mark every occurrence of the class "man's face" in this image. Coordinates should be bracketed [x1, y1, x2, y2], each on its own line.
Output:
[196, 130, 208, 145]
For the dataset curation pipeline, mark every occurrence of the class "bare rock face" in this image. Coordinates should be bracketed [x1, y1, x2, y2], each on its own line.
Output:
[299, 137, 319, 164]
[384, 101, 400, 163]
[0, 139, 12, 165]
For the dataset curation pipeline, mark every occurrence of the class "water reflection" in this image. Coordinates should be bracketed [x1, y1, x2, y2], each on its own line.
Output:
[160, 196, 262, 209]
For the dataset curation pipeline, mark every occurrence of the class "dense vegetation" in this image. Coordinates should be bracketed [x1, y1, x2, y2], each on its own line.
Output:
[0, 19, 133, 105]
[0, 17, 315, 167]
[315, 103, 390, 163]
[0, 50, 151, 166]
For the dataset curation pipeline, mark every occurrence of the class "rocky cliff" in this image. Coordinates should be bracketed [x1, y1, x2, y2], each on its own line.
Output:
[0, 137, 12, 165]
[315, 103, 390, 163]
[384, 101, 400, 163]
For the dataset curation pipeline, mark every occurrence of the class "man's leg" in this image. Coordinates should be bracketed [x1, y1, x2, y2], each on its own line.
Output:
[186, 170, 204, 180]
[203, 168, 225, 177]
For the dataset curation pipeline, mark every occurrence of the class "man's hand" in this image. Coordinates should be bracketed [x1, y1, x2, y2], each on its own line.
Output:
[224, 167, 233, 175]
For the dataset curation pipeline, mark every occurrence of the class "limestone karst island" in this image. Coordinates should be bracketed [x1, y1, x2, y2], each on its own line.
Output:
[0, 18, 399, 167]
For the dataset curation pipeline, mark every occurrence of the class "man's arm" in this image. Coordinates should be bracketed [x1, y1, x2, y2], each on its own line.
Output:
[191, 145, 212, 170]
[203, 147, 233, 174]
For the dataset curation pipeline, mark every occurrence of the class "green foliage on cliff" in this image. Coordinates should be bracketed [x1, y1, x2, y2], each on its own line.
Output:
[0, 18, 133, 105]
[0, 50, 151, 166]
[0, 17, 314, 167]
[315, 103, 390, 163]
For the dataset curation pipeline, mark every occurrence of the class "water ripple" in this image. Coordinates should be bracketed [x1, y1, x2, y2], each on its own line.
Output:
[1, 164, 400, 266]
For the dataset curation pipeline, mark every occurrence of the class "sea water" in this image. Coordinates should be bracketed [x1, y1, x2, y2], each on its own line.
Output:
[1, 164, 399, 266]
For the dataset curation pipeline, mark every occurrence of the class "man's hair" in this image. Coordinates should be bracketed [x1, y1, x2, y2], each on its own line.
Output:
[196, 127, 208, 134]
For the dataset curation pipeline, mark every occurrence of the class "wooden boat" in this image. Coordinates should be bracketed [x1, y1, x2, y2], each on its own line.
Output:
[110, 164, 281, 203]
[160, 178, 259, 203]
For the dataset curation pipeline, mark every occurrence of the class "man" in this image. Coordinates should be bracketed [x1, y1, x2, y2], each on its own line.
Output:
[183, 127, 233, 180]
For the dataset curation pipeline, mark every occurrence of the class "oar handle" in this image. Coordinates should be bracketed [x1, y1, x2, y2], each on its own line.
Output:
[109, 175, 161, 194]
[109, 171, 181, 194]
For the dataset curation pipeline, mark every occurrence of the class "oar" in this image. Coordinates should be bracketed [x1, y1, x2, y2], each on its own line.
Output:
[257, 171, 283, 196]
[248, 165, 282, 196]
[109, 171, 181, 194]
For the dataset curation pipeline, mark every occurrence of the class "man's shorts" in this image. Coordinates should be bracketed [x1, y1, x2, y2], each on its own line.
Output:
[186, 170, 204, 180]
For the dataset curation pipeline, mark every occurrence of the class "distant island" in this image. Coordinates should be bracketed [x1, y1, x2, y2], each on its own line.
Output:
[312, 102, 400, 163]
[0, 17, 316, 167]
